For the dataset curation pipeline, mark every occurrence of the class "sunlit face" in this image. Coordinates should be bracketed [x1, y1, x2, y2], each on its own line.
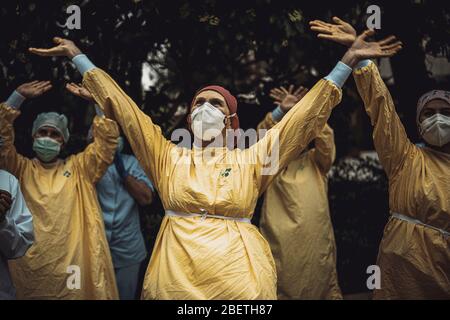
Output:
[419, 99, 450, 123]
[34, 126, 64, 145]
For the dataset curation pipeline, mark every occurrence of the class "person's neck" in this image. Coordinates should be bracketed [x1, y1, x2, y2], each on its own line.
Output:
[38, 158, 59, 168]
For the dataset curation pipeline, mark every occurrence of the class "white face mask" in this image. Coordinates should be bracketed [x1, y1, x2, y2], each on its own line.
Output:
[191, 102, 233, 141]
[419, 113, 450, 147]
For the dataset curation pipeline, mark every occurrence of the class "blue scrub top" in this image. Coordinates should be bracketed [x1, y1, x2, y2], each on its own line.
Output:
[96, 154, 154, 269]
[0, 170, 34, 299]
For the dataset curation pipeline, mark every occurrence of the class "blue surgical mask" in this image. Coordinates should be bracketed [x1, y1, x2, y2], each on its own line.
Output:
[33, 137, 61, 162]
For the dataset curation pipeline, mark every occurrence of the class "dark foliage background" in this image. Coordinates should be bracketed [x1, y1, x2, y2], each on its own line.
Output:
[1, 0, 448, 295]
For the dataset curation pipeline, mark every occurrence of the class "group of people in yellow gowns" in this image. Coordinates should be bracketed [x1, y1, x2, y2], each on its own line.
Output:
[0, 16, 448, 300]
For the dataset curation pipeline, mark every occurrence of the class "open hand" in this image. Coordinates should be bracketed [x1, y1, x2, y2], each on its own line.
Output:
[29, 37, 82, 59]
[270, 85, 309, 112]
[310, 16, 357, 47]
[16, 81, 52, 99]
[66, 82, 94, 102]
[348, 30, 403, 61]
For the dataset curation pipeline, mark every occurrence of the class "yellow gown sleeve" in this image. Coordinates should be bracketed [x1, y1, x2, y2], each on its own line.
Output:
[246, 79, 342, 194]
[0, 103, 29, 178]
[73, 115, 119, 184]
[257, 111, 335, 174]
[311, 124, 336, 174]
[353, 62, 414, 179]
[256, 111, 278, 131]
[82, 69, 175, 190]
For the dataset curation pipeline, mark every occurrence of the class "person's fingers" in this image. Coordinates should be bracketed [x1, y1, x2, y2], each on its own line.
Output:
[29, 47, 58, 56]
[39, 84, 53, 94]
[376, 46, 402, 58]
[280, 86, 289, 95]
[269, 94, 282, 102]
[332, 16, 345, 25]
[317, 34, 341, 41]
[288, 84, 294, 94]
[293, 86, 304, 96]
[309, 20, 328, 27]
[381, 41, 402, 51]
[53, 37, 64, 44]
[269, 92, 281, 99]
[384, 47, 402, 56]
[274, 87, 285, 93]
[65, 83, 78, 94]
[271, 87, 283, 94]
[378, 35, 397, 46]
[34, 81, 51, 89]
[359, 29, 375, 41]
[310, 26, 333, 35]
[70, 83, 82, 90]
[269, 89, 283, 97]
[272, 89, 285, 97]
[298, 88, 309, 97]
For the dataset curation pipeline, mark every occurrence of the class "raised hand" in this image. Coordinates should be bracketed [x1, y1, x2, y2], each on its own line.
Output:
[270, 85, 309, 112]
[16, 81, 52, 99]
[310, 16, 357, 47]
[29, 37, 81, 59]
[66, 83, 94, 102]
[342, 30, 403, 67]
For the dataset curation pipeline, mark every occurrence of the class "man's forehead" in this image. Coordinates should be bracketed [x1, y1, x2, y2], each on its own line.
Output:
[38, 126, 62, 134]
[195, 90, 225, 101]
[424, 99, 450, 109]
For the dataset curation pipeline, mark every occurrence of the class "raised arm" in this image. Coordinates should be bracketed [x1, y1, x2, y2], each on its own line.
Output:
[257, 85, 309, 131]
[74, 115, 119, 184]
[248, 71, 343, 194]
[30, 38, 174, 190]
[353, 62, 414, 178]
[310, 18, 406, 178]
[311, 123, 336, 174]
[0, 81, 52, 178]
[65, 82, 119, 184]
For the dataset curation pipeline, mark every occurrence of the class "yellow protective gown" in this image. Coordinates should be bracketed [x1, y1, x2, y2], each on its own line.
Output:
[0, 103, 119, 299]
[258, 114, 342, 300]
[354, 62, 450, 299]
[82, 67, 342, 299]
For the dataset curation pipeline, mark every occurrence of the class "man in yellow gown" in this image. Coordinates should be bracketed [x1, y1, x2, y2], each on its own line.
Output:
[311, 17, 449, 299]
[258, 85, 342, 299]
[0, 80, 119, 299]
[29, 34, 398, 299]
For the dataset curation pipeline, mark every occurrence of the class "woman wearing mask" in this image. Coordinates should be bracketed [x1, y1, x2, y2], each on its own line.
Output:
[0, 81, 119, 299]
[29, 33, 399, 299]
[311, 17, 449, 299]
